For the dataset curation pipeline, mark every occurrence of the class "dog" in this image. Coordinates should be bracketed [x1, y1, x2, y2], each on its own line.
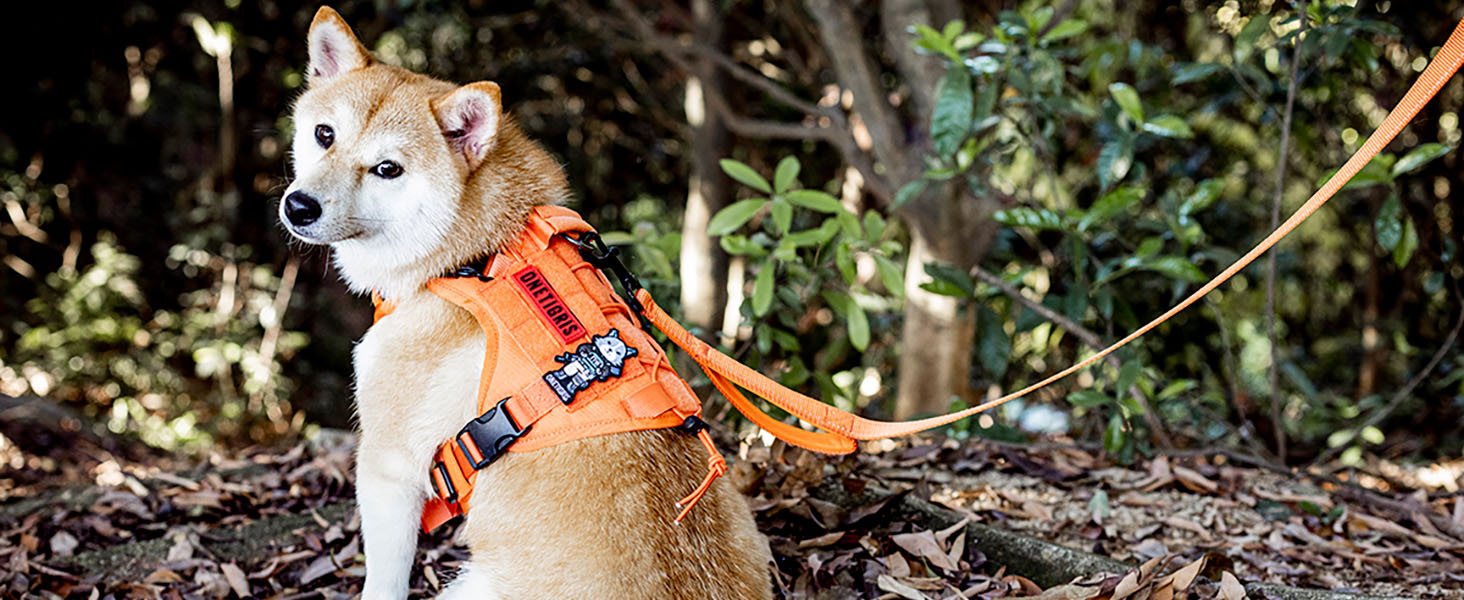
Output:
[280, 7, 772, 599]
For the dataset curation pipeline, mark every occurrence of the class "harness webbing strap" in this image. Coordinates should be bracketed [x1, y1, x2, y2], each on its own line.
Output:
[634, 17, 1464, 451]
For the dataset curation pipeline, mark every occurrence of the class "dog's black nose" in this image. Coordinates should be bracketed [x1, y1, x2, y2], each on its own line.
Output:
[284, 191, 322, 227]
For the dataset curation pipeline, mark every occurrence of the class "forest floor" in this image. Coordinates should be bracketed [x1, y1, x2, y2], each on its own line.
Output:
[1, 399, 1462, 599]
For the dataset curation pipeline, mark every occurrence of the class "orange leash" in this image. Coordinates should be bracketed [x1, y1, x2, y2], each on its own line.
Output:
[638, 18, 1464, 452]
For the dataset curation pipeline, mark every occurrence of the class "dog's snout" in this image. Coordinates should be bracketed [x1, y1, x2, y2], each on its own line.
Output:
[284, 191, 323, 227]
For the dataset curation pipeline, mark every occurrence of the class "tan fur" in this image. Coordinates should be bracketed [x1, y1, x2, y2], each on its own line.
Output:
[285, 7, 772, 599]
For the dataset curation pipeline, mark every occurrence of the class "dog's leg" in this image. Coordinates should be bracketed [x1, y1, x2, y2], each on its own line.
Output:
[357, 443, 428, 600]
[435, 565, 502, 600]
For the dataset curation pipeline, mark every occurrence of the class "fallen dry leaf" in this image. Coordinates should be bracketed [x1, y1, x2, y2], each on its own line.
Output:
[1218, 571, 1247, 599]
[48, 531, 78, 557]
[220, 562, 250, 598]
[876, 574, 929, 600]
[891, 530, 960, 572]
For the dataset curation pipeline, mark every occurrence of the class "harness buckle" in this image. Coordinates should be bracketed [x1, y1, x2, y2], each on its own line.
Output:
[455, 397, 529, 471]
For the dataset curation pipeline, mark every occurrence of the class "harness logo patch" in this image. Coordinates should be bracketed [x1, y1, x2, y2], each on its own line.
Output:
[512, 266, 586, 343]
[543, 329, 639, 405]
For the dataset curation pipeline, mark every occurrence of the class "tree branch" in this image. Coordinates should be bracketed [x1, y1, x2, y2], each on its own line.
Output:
[804, 0, 916, 182]
[1266, 5, 1305, 463]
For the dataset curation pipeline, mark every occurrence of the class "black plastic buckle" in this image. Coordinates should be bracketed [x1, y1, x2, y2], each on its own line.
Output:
[431, 461, 458, 504]
[455, 397, 529, 471]
[565, 232, 651, 328]
[675, 415, 708, 435]
[444, 256, 493, 282]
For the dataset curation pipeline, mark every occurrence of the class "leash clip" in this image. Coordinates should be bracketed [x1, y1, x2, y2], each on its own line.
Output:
[566, 232, 652, 327]
[445, 256, 493, 282]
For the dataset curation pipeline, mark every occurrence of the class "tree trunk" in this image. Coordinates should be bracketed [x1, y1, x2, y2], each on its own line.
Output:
[895, 187, 1000, 418]
[678, 0, 731, 336]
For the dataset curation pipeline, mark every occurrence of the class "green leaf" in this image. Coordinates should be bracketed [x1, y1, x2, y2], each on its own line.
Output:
[1234, 15, 1270, 63]
[1041, 19, 1088, 44]
[1135, 236, 1163, 259]
[773, 156, 801, 194]
[719, 159, 772, 194]
[994, 207, 1066, 230]
[1394, 216, 1418, 267]
[1098, 140, 1134, 189]
[1068, 389, 1112, 408]
[770, 197, 792, 234]
[1171, 62, 1223, 85]
[1375, 194, 1403, 252]
[1157, 380, 1197, 401]
[752, 260, 775, 316]
[1391, 143, 1451, 177]
[941, 20, 965, 41]
[1103, 413, 1127, 456]
[784, 189, 844, 213]
[836, 210, 862, 239]
[874, 254, 905, 298]
[953, 31, 983, 52]
[1180, 179, 1224, 219]
[719, 234, 755, 256]
[894, 179, 927, 208]
[1079, 185, 1146, 232]
[847, 301, 870, 351]
[975, 305, 1011, 379]
[835, 242, 856, 285]
[785, 220, 840, 247]
[932, 63, 975, 158]
[707, 198, 768, 236]
[1143, 256, 1207, 283]
[911, 24, 961, 62]
[1116, 360, 1142, 403]
[1108, 82, 1144, 123]
[1142, 114, 1194, 139]
[863, 212, 887, 242]
[922, 263, 974, 297]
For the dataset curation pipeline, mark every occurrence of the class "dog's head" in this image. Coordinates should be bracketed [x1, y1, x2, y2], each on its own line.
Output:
[282, 7, 565, 299]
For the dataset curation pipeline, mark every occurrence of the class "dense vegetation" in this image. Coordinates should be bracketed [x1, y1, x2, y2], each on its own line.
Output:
[1, 0, 1460, 474]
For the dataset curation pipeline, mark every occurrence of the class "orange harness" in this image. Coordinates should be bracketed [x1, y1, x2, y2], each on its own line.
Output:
[376, 18, 1464, 534]
[374, 207, 729, 531]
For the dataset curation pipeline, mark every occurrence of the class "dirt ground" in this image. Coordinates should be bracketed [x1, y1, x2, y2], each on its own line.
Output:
[2, 413, 1462, 599]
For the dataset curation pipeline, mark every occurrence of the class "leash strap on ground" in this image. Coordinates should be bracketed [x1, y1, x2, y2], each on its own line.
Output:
[638, 17, 1464, 452]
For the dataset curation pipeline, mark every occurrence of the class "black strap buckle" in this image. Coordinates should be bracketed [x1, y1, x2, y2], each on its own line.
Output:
[456, 397, 529, 470]
[675, 415, 708, 435]
[444, 255, 493, 282]
[565, 232, 651, 328]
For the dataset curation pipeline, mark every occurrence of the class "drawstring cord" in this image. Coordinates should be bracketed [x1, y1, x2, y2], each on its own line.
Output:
[675, 421, 728, 523]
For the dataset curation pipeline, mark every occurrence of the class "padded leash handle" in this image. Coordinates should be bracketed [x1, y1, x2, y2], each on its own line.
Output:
[637, 17, 1464, 452]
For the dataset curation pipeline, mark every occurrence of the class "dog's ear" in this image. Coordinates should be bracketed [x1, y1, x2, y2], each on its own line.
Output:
[307, 6, 372, 84]
[432, 82, 503, 169]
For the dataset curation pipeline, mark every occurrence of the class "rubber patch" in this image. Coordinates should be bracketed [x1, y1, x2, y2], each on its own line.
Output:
[512, 266, 586, 343]
[543, 329, 639, 405]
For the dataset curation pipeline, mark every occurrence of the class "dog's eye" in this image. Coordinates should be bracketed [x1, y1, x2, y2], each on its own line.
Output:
[315, 124, 334, 149]
[372, 160, 404, 179]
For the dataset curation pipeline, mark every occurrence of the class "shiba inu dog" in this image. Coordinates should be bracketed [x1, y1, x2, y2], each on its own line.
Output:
[280, 7, 772, 599]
